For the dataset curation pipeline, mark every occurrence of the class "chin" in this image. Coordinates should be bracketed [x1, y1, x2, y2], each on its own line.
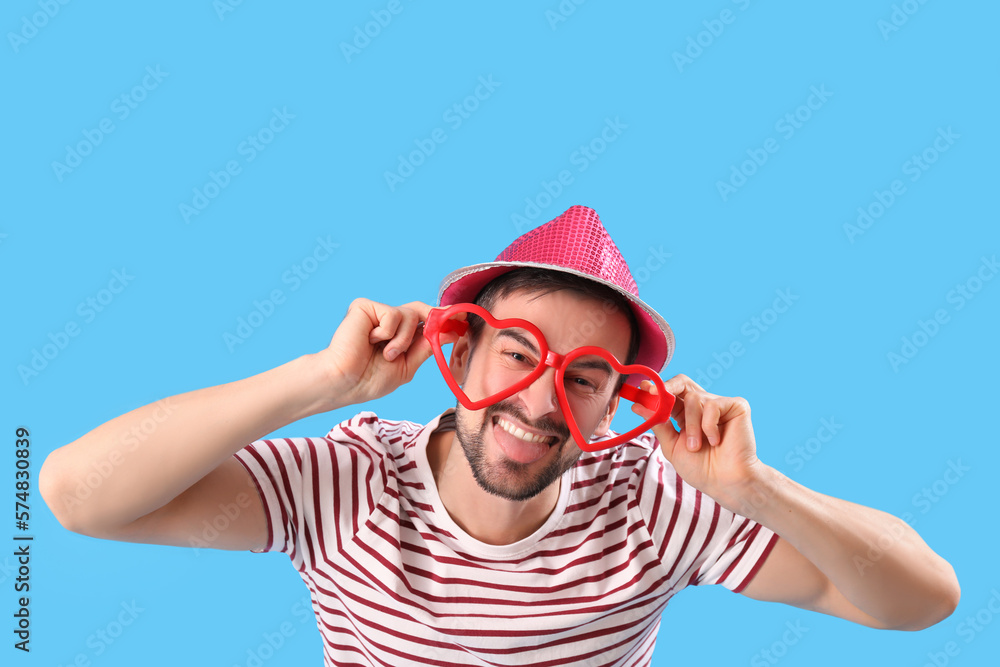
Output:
[454, 404, 579, 502]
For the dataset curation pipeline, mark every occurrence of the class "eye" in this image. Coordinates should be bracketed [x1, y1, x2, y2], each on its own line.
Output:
[567, 376, 598, 391]
[502, 349, 535, 367]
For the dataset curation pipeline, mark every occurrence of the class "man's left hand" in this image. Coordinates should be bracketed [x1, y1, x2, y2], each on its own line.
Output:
[633, 374, 764, 511]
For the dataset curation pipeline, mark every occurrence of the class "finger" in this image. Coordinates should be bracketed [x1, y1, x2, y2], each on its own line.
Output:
[369, 308, 403, 345]
[663, 374, 721, 437]
[399, 300, 434, 323]
[400, 332, 434, 377]
[634, 382, 682, 456]
[661, 374, 693, 427]
[638, 380, 679, 430]
[684, 392, 704, 451]
[384, 307, 422, 361]
[662, 373, 708, 397]
[337, 298, 381, 342]
[717, 395, 751, 425]
[702, 400, 722, 446]
[670, 395, 685, 431]
[650, 420, 681, 463]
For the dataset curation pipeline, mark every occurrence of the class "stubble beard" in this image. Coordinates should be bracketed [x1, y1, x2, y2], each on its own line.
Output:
[453, 399, 579, 502]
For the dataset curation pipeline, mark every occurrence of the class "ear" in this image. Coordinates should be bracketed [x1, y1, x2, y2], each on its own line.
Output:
[448, 333, 473, 386]
[592, 392, 621, 438]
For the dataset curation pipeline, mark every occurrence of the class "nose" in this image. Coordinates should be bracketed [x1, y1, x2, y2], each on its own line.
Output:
[515, 366, 561, 421]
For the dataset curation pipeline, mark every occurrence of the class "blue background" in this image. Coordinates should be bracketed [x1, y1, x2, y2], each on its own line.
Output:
[4, 1, 998, 665]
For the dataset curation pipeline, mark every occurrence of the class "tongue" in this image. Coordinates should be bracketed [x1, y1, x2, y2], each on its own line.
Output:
[493, 420, 550, 464]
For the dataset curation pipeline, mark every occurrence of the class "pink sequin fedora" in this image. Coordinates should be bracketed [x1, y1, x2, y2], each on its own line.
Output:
[437, 204, 675, 373]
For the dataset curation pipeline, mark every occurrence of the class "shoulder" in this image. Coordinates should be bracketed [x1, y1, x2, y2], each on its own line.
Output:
[573, 430, 667, 494]
[322, 411, 427, 462]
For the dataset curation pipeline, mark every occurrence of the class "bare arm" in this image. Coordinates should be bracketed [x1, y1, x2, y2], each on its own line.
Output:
[39, 353, 331, 539]
[636, 374, 960, 630]
[39, 298, 436, 549]
[737, 470, 959, 630]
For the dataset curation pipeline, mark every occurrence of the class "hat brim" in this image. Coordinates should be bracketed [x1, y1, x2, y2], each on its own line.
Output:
[437, 261, 674, 380]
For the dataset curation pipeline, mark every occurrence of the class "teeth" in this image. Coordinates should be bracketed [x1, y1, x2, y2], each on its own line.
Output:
[496, 417, 553, 445]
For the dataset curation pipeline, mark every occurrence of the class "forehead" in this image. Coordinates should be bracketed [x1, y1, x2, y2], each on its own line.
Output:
[486, 288, 632, 360]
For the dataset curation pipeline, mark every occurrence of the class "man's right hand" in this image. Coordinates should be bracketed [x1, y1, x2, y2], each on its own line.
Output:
[39, 297, 447, 549]
[316, 299, 441, 409]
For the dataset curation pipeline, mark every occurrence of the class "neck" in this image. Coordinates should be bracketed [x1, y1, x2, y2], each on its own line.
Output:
[427, 428, 562, 546]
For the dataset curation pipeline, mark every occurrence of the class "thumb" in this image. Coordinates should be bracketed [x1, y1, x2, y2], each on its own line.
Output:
[632, 402, 681, 459]
[400, 328, 435, 377]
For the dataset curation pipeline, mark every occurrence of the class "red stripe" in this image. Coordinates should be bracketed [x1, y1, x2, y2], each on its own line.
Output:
[246, 414, 776, 664]
[716, 523, 764, 588]
[732, 531, 779, 593]
[655, 466, 683, 561]
[312, 586, 669, 662]
[348, 525, 665, 607]
[264, 440, 299, 559]
[348, 446, 360, 537]
[662, 489, 701, 579]
[306, 559, 667, 644]
[302, 438, 322, 570]
[683, 501, 721, 589]
[233, 447, 275, 553]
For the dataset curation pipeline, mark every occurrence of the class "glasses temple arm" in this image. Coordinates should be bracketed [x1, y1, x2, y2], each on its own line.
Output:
[618, 383, 674, 417]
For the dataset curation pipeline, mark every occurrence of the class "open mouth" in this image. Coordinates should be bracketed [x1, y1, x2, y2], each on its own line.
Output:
[492, 415, 558, 446]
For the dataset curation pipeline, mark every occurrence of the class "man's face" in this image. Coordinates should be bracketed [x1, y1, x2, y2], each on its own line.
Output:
[447, 288, 632, 501]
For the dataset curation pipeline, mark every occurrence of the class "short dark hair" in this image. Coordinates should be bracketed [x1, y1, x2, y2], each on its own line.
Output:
[466, 267, 640, 394]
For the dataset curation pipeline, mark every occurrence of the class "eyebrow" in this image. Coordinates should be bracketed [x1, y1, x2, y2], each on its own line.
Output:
[497, 329, 615, 376]
[497, 329, 539, 356]
[567, 357, 614, 376]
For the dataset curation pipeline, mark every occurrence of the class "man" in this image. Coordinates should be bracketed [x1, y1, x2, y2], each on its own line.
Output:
[40, 205, 959, 666]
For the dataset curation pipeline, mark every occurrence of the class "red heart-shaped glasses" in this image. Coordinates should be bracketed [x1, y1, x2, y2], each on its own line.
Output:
[423, 303, 675, 452]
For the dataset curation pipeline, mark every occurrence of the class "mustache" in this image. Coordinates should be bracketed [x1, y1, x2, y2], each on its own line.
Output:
[484, 400, 571, 440]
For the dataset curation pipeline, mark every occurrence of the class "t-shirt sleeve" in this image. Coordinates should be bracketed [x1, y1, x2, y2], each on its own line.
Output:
[232, 412, 389, 570]
[633, 435, 778, 595]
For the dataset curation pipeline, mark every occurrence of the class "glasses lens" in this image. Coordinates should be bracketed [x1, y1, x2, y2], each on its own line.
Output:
[436, 310, 545, 407]
[561, 356, 653, 447]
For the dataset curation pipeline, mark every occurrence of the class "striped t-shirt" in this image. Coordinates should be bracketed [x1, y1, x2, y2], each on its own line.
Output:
[233, 409, 778, 667]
